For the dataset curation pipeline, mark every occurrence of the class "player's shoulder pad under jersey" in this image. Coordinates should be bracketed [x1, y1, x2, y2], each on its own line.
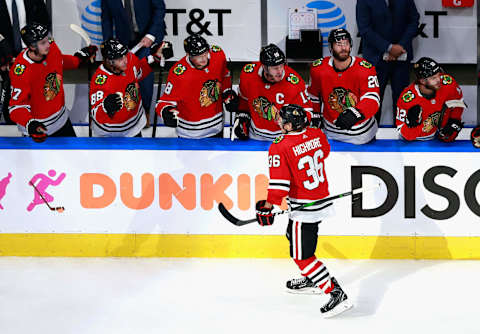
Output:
[211, 45, 222, 52]
[441, 74, 454, 86]
[286, 72, 300, 85]
[312, 58, 324, 67]
[13, 63, 26, 76]
[94, 73, 108, 85]
[243, 63, 256, 73]
[273, 135, 284, 144]
[173, 63, 187, 76]
[358, 59, 373, 69]
[401, 89, 416, 103]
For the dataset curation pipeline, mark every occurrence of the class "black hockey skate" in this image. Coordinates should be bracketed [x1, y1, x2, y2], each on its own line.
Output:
[320, 277, 353, 318]
[286, 276, 323, 294]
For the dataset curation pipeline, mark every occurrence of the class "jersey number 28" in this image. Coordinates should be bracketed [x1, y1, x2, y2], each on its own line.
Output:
[298, 150, 325, 190]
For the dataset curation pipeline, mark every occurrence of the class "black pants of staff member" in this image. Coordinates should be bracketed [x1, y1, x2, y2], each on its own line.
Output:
[1, 71, 14, 125]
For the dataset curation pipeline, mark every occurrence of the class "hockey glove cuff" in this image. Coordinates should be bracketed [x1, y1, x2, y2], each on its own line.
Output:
[255, 200, 274, 226]
[74, 45, 98, 66]
[405, 105, 422, 128]
[231, 112, 250, 141]
[222, 89, 239, 113]
[335, 107, 365, 130]
[161, 105, 179, 127]
[438, 118, 463, 142]
[103, 93, 123, 119]
[27, 120, 47, 143]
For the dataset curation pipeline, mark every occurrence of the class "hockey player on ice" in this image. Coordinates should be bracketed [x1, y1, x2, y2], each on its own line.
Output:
[255, 104, 353, 318]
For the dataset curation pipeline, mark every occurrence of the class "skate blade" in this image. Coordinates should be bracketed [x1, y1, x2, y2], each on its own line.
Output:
[321, 300, 353, 318]
[286, 287, 324, 295]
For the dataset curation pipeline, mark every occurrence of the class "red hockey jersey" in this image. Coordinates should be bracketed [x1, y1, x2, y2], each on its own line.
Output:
[90, 53, 151, 137]
[238, 62, 312, 141]
[395, 74, 464, 141]
[8, 41, 80, 135]
[155, 45, 231, 138]
[308, 56, 380, 139]
[267, 127, 333, 223]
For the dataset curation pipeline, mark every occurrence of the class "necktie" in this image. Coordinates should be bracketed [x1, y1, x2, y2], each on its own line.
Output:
[11, 0, 22, 55]
[124, 0, 135, 42]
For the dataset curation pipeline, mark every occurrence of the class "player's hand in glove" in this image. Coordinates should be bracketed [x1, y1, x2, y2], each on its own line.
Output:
[310, 113, 323, 128]
[438, 118, 463, 142]
[150, 41, 174, 63]
[255, 200, 274, 226]
[222, 89, 239, 113]
[103, 92, 123, 119]
[27, 120, 47, 143]
[405, 105, 422, 128]
[335, 107, 365, 130]
[161, 105, 179, 127]
[74, 45, 98, 66]
[230, 112, 250, 141]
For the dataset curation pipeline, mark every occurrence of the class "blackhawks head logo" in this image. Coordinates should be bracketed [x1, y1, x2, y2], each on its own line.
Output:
[124, 82, 140, 111]
[422, 112, 441, 133]
[199, 79, 221, 107]
[252, 96, 278, 121]
[43, 72, 62, 101]
[328, 87, 358, 114]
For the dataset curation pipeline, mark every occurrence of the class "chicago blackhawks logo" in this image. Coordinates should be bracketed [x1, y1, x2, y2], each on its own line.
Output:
[199, 79, 221, 107]
[287, 73, 299, 85]
[243, 63, 255, 73]
[173, 64, 186, 76]
[13, 64, 25, 75]
[441, 75, 453, 85]
[402, 90, 415, 103]
[95, 74, 107, 85]
[252, 96, 278, 121]
[124, 82, 140, 111]
[312, 58, 323, 67]
[43, 72, 62, 101]
[328, 87, 358, 114]
[359, 60, 373, 69]
[211, 45, 222, 52]
[422, 112, 441, 133]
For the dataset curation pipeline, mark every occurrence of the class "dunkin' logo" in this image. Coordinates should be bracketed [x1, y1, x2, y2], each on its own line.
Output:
[80, 173, 288, 211]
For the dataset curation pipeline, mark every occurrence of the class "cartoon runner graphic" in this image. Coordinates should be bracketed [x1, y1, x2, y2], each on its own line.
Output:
[0, 173, 12, 210]
[27, 170, 66, 212]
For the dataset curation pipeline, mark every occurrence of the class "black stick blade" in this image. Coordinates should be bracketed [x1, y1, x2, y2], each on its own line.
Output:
[217, 203, 257, 226]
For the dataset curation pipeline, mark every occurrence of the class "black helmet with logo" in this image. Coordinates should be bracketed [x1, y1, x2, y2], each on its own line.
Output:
[184, 34, 209, 56]
[100, 38, 128, 60]
[414, 57, 442, 79]
[260, 44, 286, 66]
[20, 23, 48, 47]
[279, 104, 308, 131]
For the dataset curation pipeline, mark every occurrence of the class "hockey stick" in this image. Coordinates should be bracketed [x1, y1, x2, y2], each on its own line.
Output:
[218, 183, 381, 226]
[69, 24, 91, 45]
[29, 181, 65, 213]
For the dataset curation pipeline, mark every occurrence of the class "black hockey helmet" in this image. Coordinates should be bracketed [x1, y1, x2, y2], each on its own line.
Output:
[279, 104, 308, 131]
[328, 28, 352, 47]
[20, 23, 48, 47]
[184, 34, 209, 56]
[260, 44, 286, 66]
[414, 57, 441, 79]
[100, 38, 128, 60]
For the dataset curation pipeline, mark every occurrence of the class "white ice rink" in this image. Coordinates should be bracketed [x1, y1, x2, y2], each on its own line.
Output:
[0, 257, 479, 334]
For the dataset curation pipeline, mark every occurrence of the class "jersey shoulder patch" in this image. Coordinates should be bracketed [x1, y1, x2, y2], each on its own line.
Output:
[243, 63, 256, 73]
[13, 63, 26, 76]
[401, 90, 416, 103]
[173, 63, 187, 76]
[94, 74, 108, 85]
[359, 60, 373, 69]
[441, 74, 453, 85]
[312, 58, 323, 67]
[286, 73, 300, 85]
[211, 45, 222, 52]
[273, 135, 284, 144]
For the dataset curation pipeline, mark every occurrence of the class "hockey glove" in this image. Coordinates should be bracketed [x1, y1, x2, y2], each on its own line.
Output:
[438, 118, 463, 142]
[230, 112, 250, 141]
[405, 105, 422, 128]
[27, 120, 47, 143]
[74, 45, 98, 66]
[310, 112, 323, 128]
[222, 89, 239, 113]
[335, 107, 365, 130]
[255, 200, 274, 226]
[151, 41, 174, 63]
[470, 126, 480, 149]
[103, 93, 123, 119]
[161, 105, 179, 127]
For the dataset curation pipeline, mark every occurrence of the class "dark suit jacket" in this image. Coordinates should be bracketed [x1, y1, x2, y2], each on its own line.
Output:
[0, 0, 50, 55]
[356, 0, 420, 65]
[101, 0, 166, 46]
